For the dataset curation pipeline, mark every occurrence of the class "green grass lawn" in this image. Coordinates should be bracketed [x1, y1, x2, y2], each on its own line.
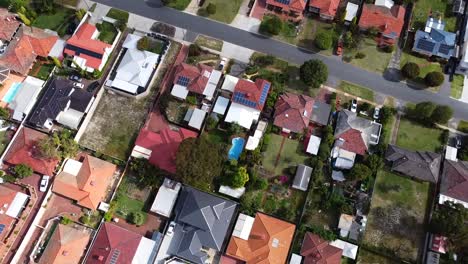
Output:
[195, 35, 223, 51]
[400, 51, 444, 91]
[205, 129, 229, 144]
[451, 74, 464, 99]
[412, 0, 456, 32]
[97, 22, 118, 44]
[0, 131, 10, 155]
[114, 177, 149, 224]
[262, 134, 308, 175]
[338, 81, 375, 101]
[458, 120, 468, 133]
[32, 9, 74, 30]
[199, 0, 242, 23]
[396, 118, 443, 152]
[35, 64, 54, 80]
[165, 0, 191, 10]
[363, 170, 430, 262]
[344, 38, 393, 74]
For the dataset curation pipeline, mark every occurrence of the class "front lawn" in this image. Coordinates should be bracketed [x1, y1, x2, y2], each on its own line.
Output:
[32, 9, 74, 31]
[396, 118, 443, 152]
[344, 38, 393, 74]
[199, 0, 242, 23]
[97, 22, 118, 44]
[451, 74, 464, 99]
[195, 35, 223, 51]
[164, 0, 191, 10]
[411, 0, 456, 32]
[261, 134, 308, 175]
[400, 51, 444, 90]
[362, 170, 430, 262]
[458, 120, 468, 133]
[338, 81, 374, 101]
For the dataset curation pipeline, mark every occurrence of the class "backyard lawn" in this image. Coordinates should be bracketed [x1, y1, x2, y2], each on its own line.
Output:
[451, 74, 464, 99]
[199, 0, 242, 24]
[32, 9, 74, 31]
[114, 176, 151, 224]
[262, 134, 309, 175]
[411, 0, 456, 32]
[396, 118, 443, 152]
[344, 38, 393, 74]
[338, 81, 375, 101]
[97, 22, 118, 44]
[362, 170, 430, 262]
[33, 63, 54, 81]
[205, 129, 229, 144]
[195, 35, 223, 51]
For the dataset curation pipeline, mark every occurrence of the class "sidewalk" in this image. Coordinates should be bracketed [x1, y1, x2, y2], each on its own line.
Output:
[460, 75, 468, 103]
[230, 0, 261, 33]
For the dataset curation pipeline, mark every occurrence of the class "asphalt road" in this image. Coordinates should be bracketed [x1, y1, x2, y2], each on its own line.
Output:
[92, 0, 468, 119]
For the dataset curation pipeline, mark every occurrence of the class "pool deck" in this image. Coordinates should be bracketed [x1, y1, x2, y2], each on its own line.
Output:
[0, 73, 25, 108]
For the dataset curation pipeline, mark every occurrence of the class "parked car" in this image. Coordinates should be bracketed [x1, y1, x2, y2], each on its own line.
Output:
[218, 57, 228, 71]
[87, 81, 100, 93]
[350, 99, 357, 112]
[373, 107, 381, 120]
[73, 82, 84, 89]
[39, 175, 50, 192]
[167, 221, 176, 236]
[455, 136, 462, 149]
[69, 75, 82, 82]
[336, 41, 343, 56]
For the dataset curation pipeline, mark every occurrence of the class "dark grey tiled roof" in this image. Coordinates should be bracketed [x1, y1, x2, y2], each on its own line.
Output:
[310, 100, 331, 126]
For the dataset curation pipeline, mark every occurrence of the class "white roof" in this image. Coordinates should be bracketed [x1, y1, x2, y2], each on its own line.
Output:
[225, 102, 260, 129]
[10, 76, 44, 121]
[203, 70, 222, 100]
[289, 254, 303, 264]
[306, 135, 321, 155]
[63, 158, 83, 176]
[150, 178, 181, 217]
[232, 213, 255, 240]
[345, 3, 359, 21]
[48, 39, 66, 58]
[111, 79, 139, 94]
[245, 136, 260, 150]
[213, 96, 230, 115]
[218, 185, 246, 198]
[171, 84, 189, 99]
[375, 0, 394, 8]
[445, 146, 458, 161]
[330, 240, 358, 260]
[188, 108, 206, 130]
[332, 170, 345, 182]
[332, 147, 356, 169]
[57, 108, 84, 129]
[338, 214, 353, 237]
[221, 75, 239, 92]
[132, 237, 157, 264]
[123, 33, 141, 49]
[5, 192, 29, 218]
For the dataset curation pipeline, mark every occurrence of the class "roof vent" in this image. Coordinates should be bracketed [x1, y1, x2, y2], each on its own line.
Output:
[285, 114, 289, 118]
[62, 250, 69, 256]
[272, 238, 279, 248]
[90, 181, 95, 186]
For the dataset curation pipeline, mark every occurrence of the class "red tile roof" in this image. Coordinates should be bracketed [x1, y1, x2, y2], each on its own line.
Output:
[173, 63, 213, 94]
[266, 0, 307, 12]
[274, 93, 314, 133]
[0, 9, 20, 41]
[26, 35, 58, 57]
[300, 233, 342, 264]
[0, 34, 36, 75]
[4, 127, 59, 175]
[232, 78, 270, 111]
[134, 127, 198, 173]
[63, 23, 110, 69]
[0, 185, 24, 241]
[359, 4, 405, 39]
[309, 0, 340, 17]
[335, 128, 367, 156]
[440, 160, 468, 204]
[86, 222, 142, 264]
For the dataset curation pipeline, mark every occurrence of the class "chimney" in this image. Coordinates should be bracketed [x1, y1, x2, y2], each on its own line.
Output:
[285, 114, 289, 118]
[62, 250, 69, 256]
[246, 93, 252, 98]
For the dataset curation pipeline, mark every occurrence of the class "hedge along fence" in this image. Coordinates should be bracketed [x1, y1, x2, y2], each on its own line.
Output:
[106, 8, 129, 24]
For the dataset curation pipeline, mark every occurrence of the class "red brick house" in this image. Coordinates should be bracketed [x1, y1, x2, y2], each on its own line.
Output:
[265, 0, 307, 22]
[300, 232, 342, 264]
[358, 4, 406, 46]
[273, 92, 314, 133]
[308, 0, 341, 20]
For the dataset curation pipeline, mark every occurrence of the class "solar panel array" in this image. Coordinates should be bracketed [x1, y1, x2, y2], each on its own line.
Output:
[416, 39, 436, 52]
[177, 76, 190, 86]
[259, 83, 270, 105]
[438, 44, 452, 55]
[233, 92, 258, 108]
[0, 224, 4, 235]
[109, 249, 120, 264]
[275, 0, 291, 4]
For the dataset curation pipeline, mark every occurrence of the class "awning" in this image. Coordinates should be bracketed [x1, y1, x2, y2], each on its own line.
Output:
[6, 192, 29, 218]
[171, 84, 189, 99]
[188, 108, 206, 130]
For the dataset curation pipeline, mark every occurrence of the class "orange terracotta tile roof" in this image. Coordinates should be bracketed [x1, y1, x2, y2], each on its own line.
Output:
[226, 213, 296, 264]
[266, 0, 307, 12]
[173, 63, 214, 94]
[0, 9, 20, 41]
[38, 224, 91, 264]
[52, 155, 116, 210]
[309, 0, 340, 17]
[359, 4, 405, 39]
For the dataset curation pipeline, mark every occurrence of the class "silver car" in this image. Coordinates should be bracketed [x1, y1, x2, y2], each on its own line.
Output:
[39, 175, 50, 192]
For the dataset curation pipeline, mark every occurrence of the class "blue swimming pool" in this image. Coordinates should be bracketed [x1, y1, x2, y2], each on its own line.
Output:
[228, 137, 245, 161]
[3, 82, 22, 103]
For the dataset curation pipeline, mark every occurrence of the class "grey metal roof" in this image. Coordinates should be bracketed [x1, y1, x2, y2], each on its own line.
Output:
[385, 144, 442, 183]
[335, 110, 382, 146]
[310, 100, 331, 126]
[0, 66, 9, 83]
[292, 164, 312, 191]
[173, 187, 237, 264]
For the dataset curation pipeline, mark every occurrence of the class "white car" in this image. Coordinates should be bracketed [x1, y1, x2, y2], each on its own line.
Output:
[373, 107, 381, 120]
[350, 99, 358, 113]
[39, 175, 50, 192]
[218, 57, 228, 71]
[73, 82, 84, 89]
[167, 221, 176, 237]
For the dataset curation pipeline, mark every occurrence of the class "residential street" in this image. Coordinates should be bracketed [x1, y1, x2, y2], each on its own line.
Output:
[91, 0, 468, 119]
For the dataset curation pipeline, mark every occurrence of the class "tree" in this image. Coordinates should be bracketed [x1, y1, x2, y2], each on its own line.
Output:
[176, 136, 226, 191]
[75, 8, 86, 20]
[137, 36, 150, 51]
[60, 137, 79, 159]
[230, 166, 249, 188]
[206, 3, 216, 14]
[430, 202, 468, 251]
[348, 164, 372, 181]
[130, 158, 163, 188]
[205, 115, 217, 130]
[38, 134, 61, 159]
[314, 32, 333, 50]
[51, 57, 62, 68]
[343, 32, 354, 48]
[401, 62, 420, 79]
[259, 15, 283, 35]
[128, 212, 144, 226]
[431, 105, 453, 124]
[253, 177, 268, 190]
[17, 12, 31, 26]
[14, 164, 33, 178]
[318, 142, 330, 162]
[0, 107, 9, 119]
[425, 71, 444, 87]
[228, 122, 243, 136]
[188, 44, 201, 57]
[300, 59, 328, 88]
[365, 155, 383, 174]
[414, 101, 436, 123]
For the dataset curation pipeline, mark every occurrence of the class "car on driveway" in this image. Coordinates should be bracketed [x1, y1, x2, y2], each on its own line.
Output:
[373, 107, 381, 120]
[166, 221, 176, 236]
[455, 136, 462, 149]
[39, 175, 50, 192]
[218, 57, 228, 71]
[350, 99, 357, 112]
[73, 82, 84, 89]
[69, 75, 82, 82]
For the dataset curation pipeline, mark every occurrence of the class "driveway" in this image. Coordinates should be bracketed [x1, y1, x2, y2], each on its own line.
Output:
[230, 0, 261, 32]
[90, 0, 468, 119]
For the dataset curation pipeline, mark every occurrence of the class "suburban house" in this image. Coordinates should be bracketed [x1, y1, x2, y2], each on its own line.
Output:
[273, 93, 314, 133]
[28, 78, 94, 130]
[85, 222, 158, 264]
[0, 9, 20, 42]
[52, 154, 117, 210]
[108, 34, 161, 96]
[265, 0, 307, 22]
[310, 100, 331, 126]
[131, 127, 198, 174]
[300, 232, 342, 264]
[63, 23, 112, 72]
[385, 144, 442, 183]
[225, 78, 271, 129]
[308, 0, 340, 20]
[438, 160, 468, 208]
[4, 127, 59, 175]
[292, 164, 313, 191]
[38, 223, 92, 264]
[226, 212, 295, 263]
[0, 185, 29, 243]
[358, 3, 405, 46]
[149, 178, 181, 217]
[8, 76, 45, 121]
[167, 186, 237, 264]
[171, 62, 222, 101]
[412, 17, 456, 59]
[334, 109, 382, 156]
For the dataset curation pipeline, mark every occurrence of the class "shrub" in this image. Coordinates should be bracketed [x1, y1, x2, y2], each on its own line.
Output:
[355, 52, 366, 59]
[205, 116, 217, 130]
[300, 59, 328, 88]
[425, 71, 444, 87]
[60, 216, 72, 225]
[128, 212, 144, 226]
[253, 55, 275, 67]
[197, 7, 208, 16]
[245, 64, 259, 75]
[206, 3, 216, 14]
[401, 62, 420, 79]
[253, 177, 268, 190]
[186, 95, 197, 105]
[431, 105, 453, 124]
[259, 15, 282, 35]
[137, 36, 150, 51]
[14, 164, 33, 178]
[106, 8, 129, 24]
[0, 107, 9, 119]
[382, 45, 394, 53]
[188, 44, 202, 57]
[314, 32, 333, 50]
